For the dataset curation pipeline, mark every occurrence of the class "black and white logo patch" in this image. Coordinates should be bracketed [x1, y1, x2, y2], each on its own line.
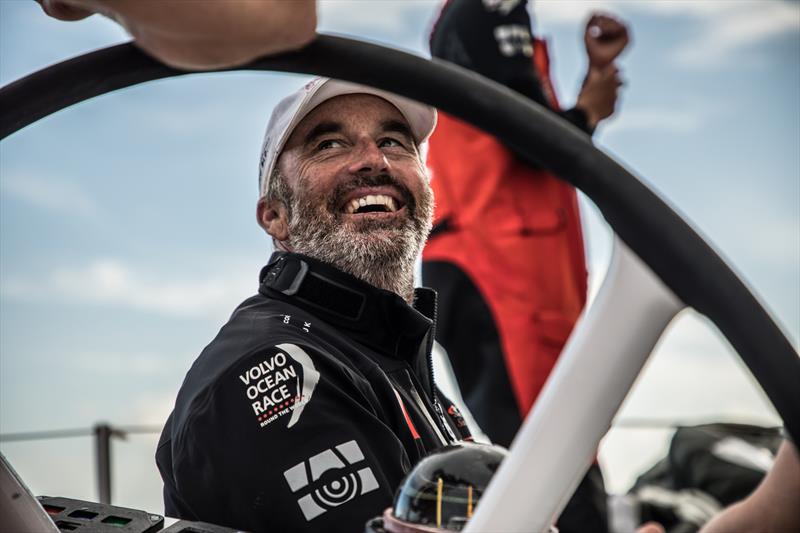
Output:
[283, 440, 379, 521]
[239, 343, 320, 429]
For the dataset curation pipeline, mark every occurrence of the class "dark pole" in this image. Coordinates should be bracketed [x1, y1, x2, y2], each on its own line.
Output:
[94, 424, 112, 504]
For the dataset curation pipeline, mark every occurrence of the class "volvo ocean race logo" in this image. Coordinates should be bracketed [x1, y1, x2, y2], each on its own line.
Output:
[283, 440, 380, 521]
[239, 343, 320, 429]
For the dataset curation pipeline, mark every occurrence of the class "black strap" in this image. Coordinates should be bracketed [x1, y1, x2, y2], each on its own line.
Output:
[260, 254, 366, 322]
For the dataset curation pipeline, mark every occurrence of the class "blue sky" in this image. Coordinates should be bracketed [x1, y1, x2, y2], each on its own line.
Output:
[1, 0, 798, 512]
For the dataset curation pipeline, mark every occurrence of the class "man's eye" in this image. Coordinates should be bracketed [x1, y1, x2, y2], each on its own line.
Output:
[379, 138, 403, 148]
[318, 139, 343, 150]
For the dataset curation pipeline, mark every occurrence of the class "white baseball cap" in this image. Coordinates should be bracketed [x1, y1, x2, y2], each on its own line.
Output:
[258, 77, 437, 199]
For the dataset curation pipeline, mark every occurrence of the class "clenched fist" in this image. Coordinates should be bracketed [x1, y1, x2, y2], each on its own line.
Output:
[585, 13, 630, 69]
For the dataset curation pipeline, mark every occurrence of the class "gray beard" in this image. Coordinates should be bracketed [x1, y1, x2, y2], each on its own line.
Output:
[283, 177, 432, 303]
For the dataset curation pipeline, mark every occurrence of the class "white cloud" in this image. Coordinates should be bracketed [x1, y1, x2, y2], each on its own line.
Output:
[634, 1, 756, 17]
[618, 311, 781, 423]
[2, 258, 256, 319]
[692, 180, 800, 285]
[74, 351, 190, 377]
[534, 0, 623, 26]
[670, 1, 800, 68]
[535, 1, 799, 69]
[0, 173, 99, 218]
[318, 0, 439, 50]
[128, 391, 179, 426]
[730, 213, 800, 272]
[602, 107, 701, 133]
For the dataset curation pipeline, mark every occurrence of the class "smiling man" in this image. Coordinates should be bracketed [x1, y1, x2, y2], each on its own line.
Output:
[258, 88, 434, 303]
[156, 78, 471, 533]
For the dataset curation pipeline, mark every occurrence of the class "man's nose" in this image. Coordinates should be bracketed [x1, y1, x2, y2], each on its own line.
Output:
[347, 140, 389, 175]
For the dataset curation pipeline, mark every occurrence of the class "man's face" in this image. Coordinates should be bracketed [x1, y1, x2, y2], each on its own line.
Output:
[261, 94, 433, 299]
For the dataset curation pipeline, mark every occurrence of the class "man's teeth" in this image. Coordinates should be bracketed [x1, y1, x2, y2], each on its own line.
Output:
[345, 194, 398, 214]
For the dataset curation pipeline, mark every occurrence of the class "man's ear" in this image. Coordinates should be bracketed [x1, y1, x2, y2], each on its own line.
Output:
[257, 198, 290, 243]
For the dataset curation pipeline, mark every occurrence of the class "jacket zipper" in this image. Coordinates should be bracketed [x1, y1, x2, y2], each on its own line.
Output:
[422, 294, 457, 443]
[406, 379, 448, 446]
[425, 293, 439, 401]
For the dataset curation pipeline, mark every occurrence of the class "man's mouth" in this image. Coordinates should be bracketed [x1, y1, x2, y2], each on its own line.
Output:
[328, 175, 414, 220]
[344, 193, 401, 215]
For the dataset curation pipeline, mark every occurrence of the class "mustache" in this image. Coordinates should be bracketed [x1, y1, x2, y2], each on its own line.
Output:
[327, 174, 415, 215]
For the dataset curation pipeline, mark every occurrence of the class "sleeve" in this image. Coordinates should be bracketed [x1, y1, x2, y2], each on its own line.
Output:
[430, 0, 593, 135]
[170, 343, 410, 533]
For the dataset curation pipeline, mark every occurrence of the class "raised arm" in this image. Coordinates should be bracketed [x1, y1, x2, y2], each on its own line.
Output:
[430, 0, 629, 135]
[576, 13, 629, 130]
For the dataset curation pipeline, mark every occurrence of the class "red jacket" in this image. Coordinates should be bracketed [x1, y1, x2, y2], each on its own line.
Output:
[423, 39, 588, 414]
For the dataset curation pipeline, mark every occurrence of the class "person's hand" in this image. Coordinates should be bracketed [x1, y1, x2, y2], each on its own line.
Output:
[35, 0, 94, 21]
[584, 13, 630, 69]
[575, 64, 623, 129]
[636, 522, 666, 533]
[33, 0, 316, 70]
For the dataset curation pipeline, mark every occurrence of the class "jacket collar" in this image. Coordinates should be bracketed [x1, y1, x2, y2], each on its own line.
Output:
[259, 252, 436, 364]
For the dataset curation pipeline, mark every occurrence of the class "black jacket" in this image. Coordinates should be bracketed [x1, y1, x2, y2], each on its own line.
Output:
[156, 252, 469, 532]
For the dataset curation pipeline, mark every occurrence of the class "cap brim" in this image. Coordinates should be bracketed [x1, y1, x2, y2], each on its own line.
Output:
[298, 79, 437, 146]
